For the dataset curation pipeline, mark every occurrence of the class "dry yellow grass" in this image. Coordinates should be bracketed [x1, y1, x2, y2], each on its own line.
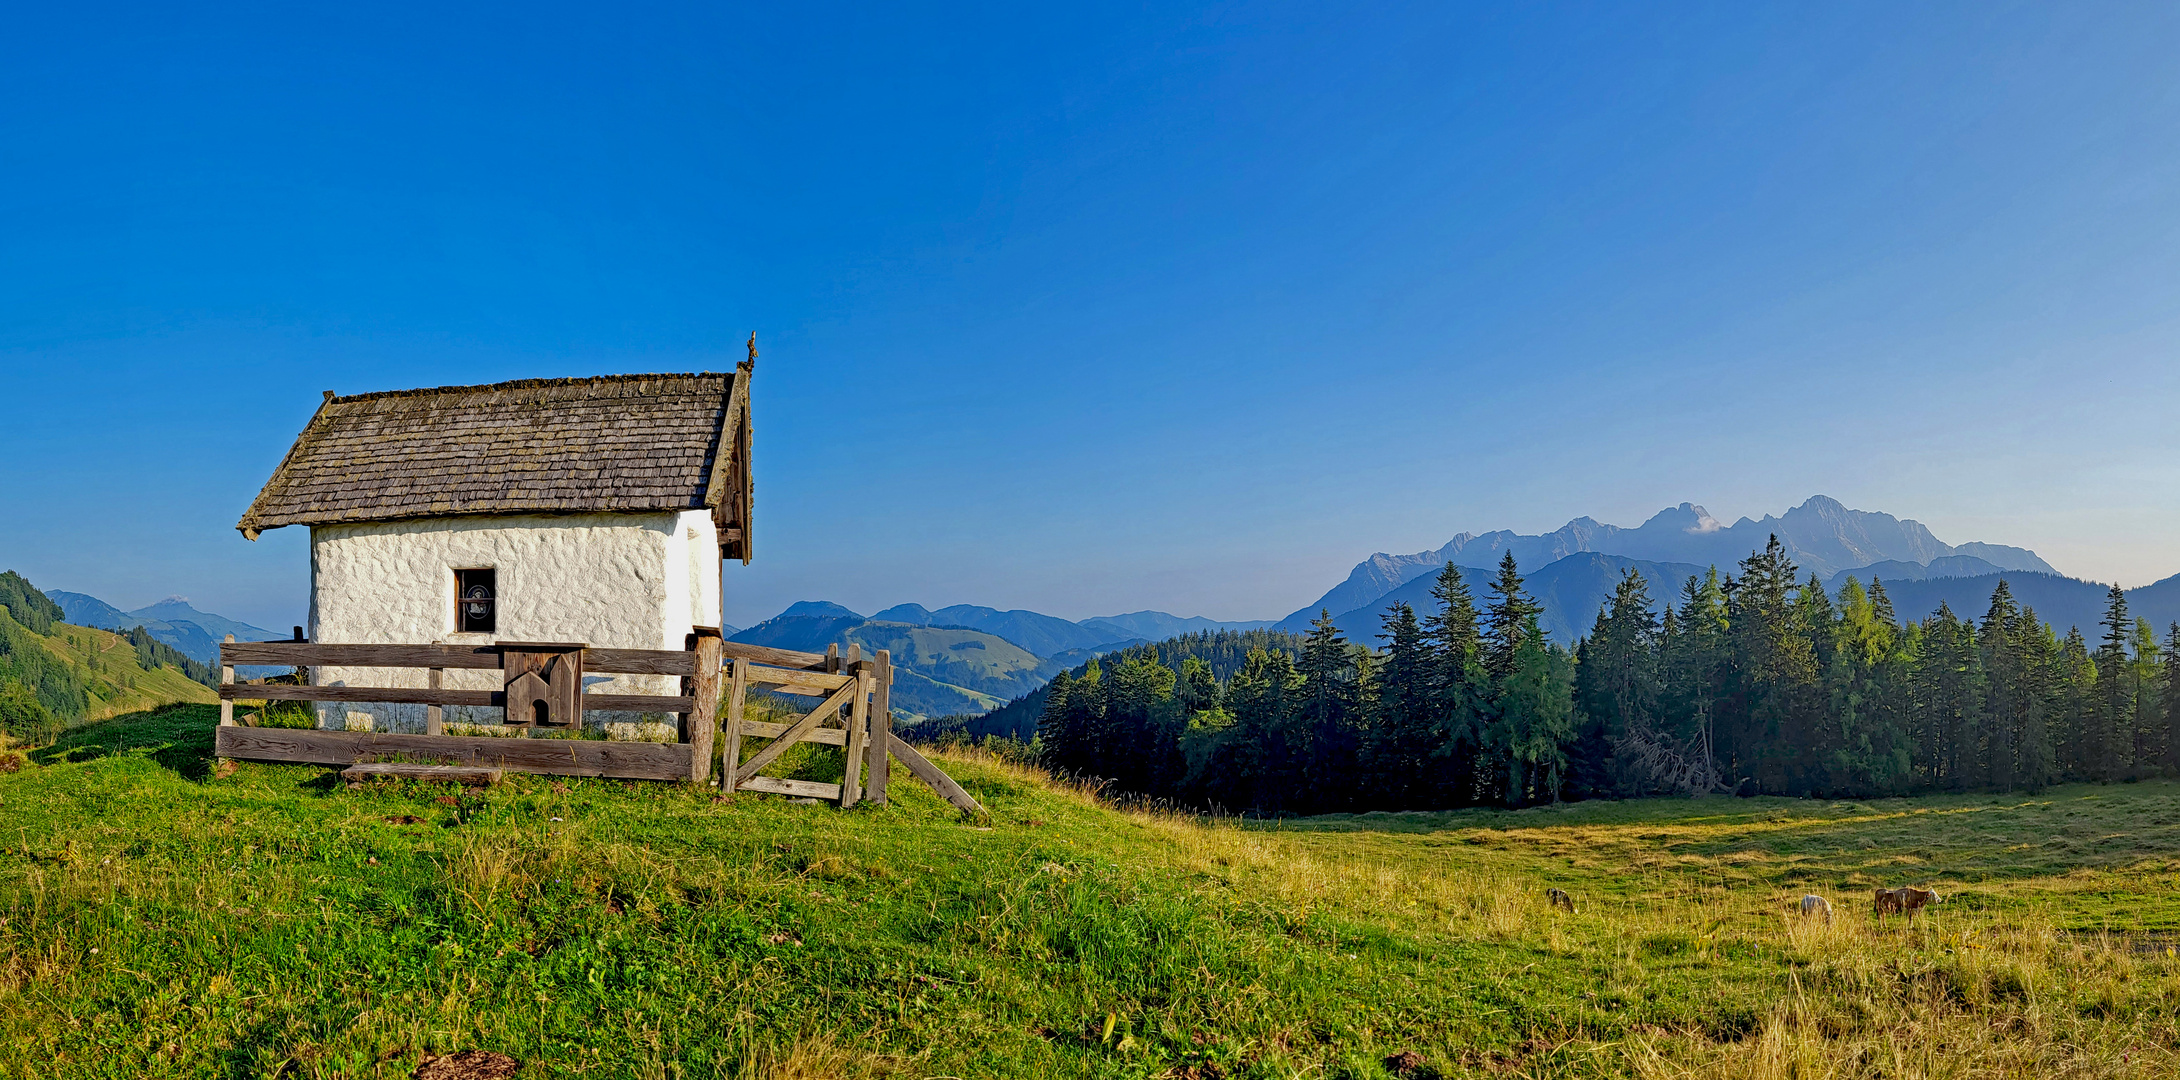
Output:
[6, 711, 2180, 1077]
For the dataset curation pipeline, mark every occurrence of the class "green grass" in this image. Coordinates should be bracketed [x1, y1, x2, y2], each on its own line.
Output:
[5, 705, 2180, 1078]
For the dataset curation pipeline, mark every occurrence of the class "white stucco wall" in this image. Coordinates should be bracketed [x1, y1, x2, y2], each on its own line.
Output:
[308, 511, 722, 736]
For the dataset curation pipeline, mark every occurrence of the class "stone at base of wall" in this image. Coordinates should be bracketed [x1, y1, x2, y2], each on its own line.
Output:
[326, 708, 680, 742]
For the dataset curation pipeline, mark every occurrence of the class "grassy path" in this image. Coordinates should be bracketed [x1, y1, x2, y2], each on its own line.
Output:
[4, 705, 2179, 1078]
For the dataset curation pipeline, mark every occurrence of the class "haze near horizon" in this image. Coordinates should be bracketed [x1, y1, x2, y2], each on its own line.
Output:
[3, 2, 2178, 631]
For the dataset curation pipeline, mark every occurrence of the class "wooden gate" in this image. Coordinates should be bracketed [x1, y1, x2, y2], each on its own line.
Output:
[214, 634, 981, 812]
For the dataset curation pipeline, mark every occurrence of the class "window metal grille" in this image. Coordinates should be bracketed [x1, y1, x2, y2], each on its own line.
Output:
[455, 568, 496, 633]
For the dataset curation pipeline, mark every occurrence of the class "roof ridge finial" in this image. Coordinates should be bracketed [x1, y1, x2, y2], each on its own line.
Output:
[742, 333, 758, 374]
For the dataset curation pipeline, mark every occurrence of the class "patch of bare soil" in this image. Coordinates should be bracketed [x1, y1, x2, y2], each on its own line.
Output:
[413, 1050, 520, 1079]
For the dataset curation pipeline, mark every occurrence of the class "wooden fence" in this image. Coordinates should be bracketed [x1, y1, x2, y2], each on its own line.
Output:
[212, 634, 981, 812]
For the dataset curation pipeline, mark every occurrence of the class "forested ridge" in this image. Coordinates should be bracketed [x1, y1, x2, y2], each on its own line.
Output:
[0, 570, 218, 742]
[1033, 537, 2180, 813]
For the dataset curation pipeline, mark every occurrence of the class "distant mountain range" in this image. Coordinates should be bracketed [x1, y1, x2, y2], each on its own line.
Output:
[727, 603, 1265, 720]
[1277, 496, 2067, 640]
[48, 592, 284, 670]
[1864, 571, 2180, 642]
[50, 495, 2169, 724]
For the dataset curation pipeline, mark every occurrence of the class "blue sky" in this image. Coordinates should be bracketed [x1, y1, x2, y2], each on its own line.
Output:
[4, 2, 2179, 631]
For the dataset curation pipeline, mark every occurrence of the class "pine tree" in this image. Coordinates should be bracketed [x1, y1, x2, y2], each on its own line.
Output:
[1912, 604, 1980, 790]
[1868, 578, 1898, 630]
[1177, 657, 1221, 716]
[2163, 623, 2180, 777]
[1979, 580, 2024, 792]
[1570, 569, 1657, 798]
[1490, 616, 1575, 805]
[1655, 571, 1730, 795]
[2131, 617, 2163, 777]
[1036, 671, 1083, 773]
[1723, 535, 1802, 792]
[1297, 611, 1367, 812]
[2014, 612, 2059, 792]
[1828, 577, 1910, 795]
[1105, 655, 1181, 795]
[2093, 584, 2134, 781]
[2058, 627, 2097, 782]
[1483, 551, 1542, 680]
[1226, 647, 1304, 812]
[1367, 602, 1436, 808]
[1424, 563, 1489, 804]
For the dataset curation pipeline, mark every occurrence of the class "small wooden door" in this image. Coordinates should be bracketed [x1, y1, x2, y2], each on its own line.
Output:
[500, 642, 585, 727]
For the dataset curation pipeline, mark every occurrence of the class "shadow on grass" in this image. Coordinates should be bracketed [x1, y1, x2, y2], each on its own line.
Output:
[31, 702, 220, 780]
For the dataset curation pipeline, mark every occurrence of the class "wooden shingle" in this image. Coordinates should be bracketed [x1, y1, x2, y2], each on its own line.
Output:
[237, 369, 754, 561]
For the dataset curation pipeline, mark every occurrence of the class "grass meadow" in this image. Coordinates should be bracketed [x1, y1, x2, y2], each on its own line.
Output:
[4, 704, 2180, 1078]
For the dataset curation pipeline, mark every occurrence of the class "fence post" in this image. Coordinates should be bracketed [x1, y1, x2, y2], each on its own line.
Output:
[219, 634, 235, 730]
[215, 634, 236, 772]
[865, 650, 892, 806]
[721, 658, 749, 789]
[841, 664, 871, 807]
[688, 630, 723, 784]
[426, 640, 445, 736]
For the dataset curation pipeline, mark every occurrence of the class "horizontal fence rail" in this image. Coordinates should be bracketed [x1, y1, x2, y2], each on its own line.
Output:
[220, 640, 845, 676]
[217, 684, 698, 713]
[216, 727, 695, 781]
[211, 635, 983, 811]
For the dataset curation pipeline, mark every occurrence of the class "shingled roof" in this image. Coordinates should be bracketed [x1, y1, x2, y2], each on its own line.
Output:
[237, 367, 754, 562]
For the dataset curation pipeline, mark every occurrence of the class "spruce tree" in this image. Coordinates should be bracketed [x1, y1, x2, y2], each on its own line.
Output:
[1298, 611, 1367, 812]
[1724, 536, 1802, 792]
[1657, 571, 1730, 795]
[2131, 617, 2163, 776]
[2094, 584, 2134, 781]
[1868, 578, 1898, 629]
[2015, 612, 2059, 792]
[1483, 552, 1541, 680]
[1424, 563, 1488, 804]
[1490, 615, 1574, 805]
[1368, 602, 1436, 808]
[1225, 647, 1304, 813]
[2058, 627, 2097, 782]
[1830, 577, 1910, 795]
[1105, 655, 1180, 795]
[1913, 604, 1981, 790]
[1781, 573, 1834, 793]
[1979, 580, 2023, 792]
[1036, 671, 1082, 773]
[1570, 569, 1658, 798]
[1176, 657, 1221, 716]
[2163, 623, 2180, 776]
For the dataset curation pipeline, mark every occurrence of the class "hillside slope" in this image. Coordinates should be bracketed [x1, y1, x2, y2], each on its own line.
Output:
[48, 590, 281, 667]
[952, 629, 1306, 742]
[35, 623, 219, 720]
[730, 615, 1046, 719]
[4, 705, 2179, 1077]
[0, 573, 218, 736]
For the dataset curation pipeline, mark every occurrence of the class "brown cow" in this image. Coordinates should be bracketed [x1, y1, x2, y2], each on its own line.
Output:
[1546, 887, 1578, 914]
[1873, 887, 1943, 918]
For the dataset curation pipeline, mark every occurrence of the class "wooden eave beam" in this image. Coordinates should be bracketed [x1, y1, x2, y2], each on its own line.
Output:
[703, 360, 754, 564]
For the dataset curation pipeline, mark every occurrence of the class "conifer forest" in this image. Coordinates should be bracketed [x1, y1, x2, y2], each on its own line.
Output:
[1034, 537, 2180, 813]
